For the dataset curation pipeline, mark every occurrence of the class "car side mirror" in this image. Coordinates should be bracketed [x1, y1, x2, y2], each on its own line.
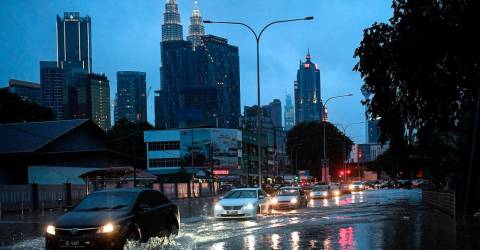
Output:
[259, 195, 265, 199]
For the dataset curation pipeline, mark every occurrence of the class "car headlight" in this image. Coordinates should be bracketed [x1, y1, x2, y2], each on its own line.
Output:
[243, 203, 254, 210]
[334, 190, 340, 196]
[349, 185, 354, 189]
[97, 223, 115, 234]
[323, 192, 328, 197]
[46, 225, 55, 235]
[214, 203, 223, 210]
[271, 198, 278, 204]
[290, 198, 298, 204]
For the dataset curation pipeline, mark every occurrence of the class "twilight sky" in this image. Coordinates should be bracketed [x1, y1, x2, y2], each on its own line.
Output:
[0, 0, 392, 143]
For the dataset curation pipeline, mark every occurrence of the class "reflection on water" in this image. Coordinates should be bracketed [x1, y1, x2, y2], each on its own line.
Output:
[244, 234, 255, 250]
[211, 241, 225, 250]
[290, 231, 300, 250]
[271, 233, 281, 249]
[339, 226, 355, 250]
[323, 198, 329, 207]
[334, 197, 340, 206]
[323, 237, 332, 250]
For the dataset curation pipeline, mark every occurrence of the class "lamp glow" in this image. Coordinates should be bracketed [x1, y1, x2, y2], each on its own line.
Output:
[46, 225, 55, 235]
[98, 223, 115, 233]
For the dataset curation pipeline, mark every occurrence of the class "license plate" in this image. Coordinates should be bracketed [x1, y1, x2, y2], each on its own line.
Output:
[61, 240, 80, 247]
[226, 210, 238, 215]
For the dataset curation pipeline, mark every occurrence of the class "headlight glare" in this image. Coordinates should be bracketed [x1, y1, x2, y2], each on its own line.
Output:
[46, 225, 55, 235]
[290, 198, 298, 204]
[323, 192, 328, 197]
[244, 203, 254, 210]
[98, 223, 115, 233]
[214, 203, 223, 210]
[271, 198, 278, 204]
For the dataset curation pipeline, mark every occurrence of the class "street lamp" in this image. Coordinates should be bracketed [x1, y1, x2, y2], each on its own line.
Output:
[204, 16, 314, 187]
[321, 94, 353, 183]
[334, 122, 364, 183]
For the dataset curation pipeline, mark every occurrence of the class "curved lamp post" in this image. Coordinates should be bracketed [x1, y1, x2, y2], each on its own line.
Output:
[321, 94, 353, 183]
[204, 17, 314, 186]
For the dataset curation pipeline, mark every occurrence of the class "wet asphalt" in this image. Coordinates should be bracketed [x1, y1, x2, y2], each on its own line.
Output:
[4, 189, 480, 249]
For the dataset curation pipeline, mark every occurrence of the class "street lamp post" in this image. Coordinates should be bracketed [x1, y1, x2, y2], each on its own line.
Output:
[204, 17, 314, 187]
[321, 94, 353, 183]
[334, 122, 364, 183]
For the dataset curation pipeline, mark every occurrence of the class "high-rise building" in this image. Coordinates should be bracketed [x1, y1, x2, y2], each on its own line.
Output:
[367, 119, 380, 144]
[8, 79, 42, 105]
[56, 12, 92, 73]
[114, 71, 147, 123]
[187, 1, 205, 50]
[294, 49, 322, 124]
[162, 0, 183, 42]
[157, 1, 240, 129]
[179, 35, 240, 129]
[263, 99, 282, 128]
[284, 94, 294, 130]
[73, 73, 111, 130]
[40, 61, 66, 120]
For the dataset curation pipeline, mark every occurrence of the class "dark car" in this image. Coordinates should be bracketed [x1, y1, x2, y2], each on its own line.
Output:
[45, 189, 180, 249]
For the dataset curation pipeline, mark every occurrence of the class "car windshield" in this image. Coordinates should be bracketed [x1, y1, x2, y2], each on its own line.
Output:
[73, 191, 137, 212]
[277, 189, 299, 196]
[313, 186, 329, 191]
[224, 190, 257, 199]
[353, 181, 363, 185]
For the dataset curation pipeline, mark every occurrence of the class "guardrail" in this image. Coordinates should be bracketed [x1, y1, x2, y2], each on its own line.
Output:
[422, 189, 456, 217]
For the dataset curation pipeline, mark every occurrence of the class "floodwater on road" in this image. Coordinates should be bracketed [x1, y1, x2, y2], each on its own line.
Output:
[5, 189, 480, 249]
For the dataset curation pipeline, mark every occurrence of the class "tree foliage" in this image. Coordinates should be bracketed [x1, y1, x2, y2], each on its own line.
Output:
[106, 119, 154, 169]
[286, 121, 353, 179]
[354, 0, 480, 146]
[0, 89, 54, 123]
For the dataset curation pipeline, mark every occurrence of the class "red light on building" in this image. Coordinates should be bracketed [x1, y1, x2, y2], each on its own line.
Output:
[304, 63, 310, 68]
[213, 169, 229, 175]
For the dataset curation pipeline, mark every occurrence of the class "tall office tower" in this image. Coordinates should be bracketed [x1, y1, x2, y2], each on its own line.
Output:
[74, 73, 111, 130]
[162, 0, 183, 42]
[56, 12, 92, 73]
[294, 49, 322, 124]
[159, 40, 193, 129]
[367, 119, 380, 143]
[284, 93, 295, 130]
[187, 1, 205, 49]
[180, 35, 240, 128]
[40, 61, 66, 120]
[114, 71, 147, 123]
[265, 99, 282, 128]
[8, 79, 42, 105]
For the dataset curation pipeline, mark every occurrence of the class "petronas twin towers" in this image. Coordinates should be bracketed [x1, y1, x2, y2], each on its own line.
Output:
[156, 0, 241, 129]
[162, 0, 204, 49]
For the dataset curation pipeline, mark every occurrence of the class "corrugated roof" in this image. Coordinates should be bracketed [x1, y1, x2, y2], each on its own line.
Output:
[0, 119, 89, 154]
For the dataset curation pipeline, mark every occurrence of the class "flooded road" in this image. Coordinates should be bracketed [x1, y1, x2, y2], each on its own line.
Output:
[6, 189, 479, 249]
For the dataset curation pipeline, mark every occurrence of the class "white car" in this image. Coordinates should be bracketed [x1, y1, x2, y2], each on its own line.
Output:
[329, 183, 342, 196]
[271, 186, 308, 209]
[214, 188, 270, 219]
[349, 181, 365, 191]
[310, 185, 330, 199]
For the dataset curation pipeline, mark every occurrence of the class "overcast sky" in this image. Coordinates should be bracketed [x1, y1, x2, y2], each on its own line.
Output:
[0, 0, 392, 143]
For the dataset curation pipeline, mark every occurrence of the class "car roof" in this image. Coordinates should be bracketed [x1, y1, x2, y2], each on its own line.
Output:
[231, 188, 260, 191]
[279, 186, 300, 189]
[92, 188, 150, 194]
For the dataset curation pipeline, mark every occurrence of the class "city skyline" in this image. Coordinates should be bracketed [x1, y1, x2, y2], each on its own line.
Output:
[0, 0, 392, 143]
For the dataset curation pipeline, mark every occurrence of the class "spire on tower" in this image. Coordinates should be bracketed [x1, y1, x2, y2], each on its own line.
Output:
[188, 0, 205, 49]
[306, 48, 311, 61]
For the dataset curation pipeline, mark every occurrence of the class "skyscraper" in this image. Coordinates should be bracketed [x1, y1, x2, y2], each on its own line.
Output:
[265, 99, 282, 128]
[114, 71, 147, 123]
[73, 73, 111, 130]
[294, 49, 322, 124]
[40, 61, 66, 120]
[187, 1, 205, 49]
[162, 0, 183, 42]
[8, 79, 42, 105]
[56, 12, 92, 73]
[284, 94, 294, 130]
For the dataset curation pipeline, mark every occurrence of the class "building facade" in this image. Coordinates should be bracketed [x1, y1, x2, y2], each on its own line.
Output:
[144, 128, 242, 181]
[367, 119, 380, 144]
[8, 79, 42, 105]
[284, 94, 295, 131]
[114, 71, 147, 123]
[74, 73, 111, 130]
[56, 12, 92, 73]
[40, 61, 66, 120]
[294, 50, 322, 124]
[162, 0, 183, 42]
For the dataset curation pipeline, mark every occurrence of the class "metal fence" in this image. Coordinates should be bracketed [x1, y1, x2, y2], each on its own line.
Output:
[1, 182, 220, 213]
[422, 189, 456, 217]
